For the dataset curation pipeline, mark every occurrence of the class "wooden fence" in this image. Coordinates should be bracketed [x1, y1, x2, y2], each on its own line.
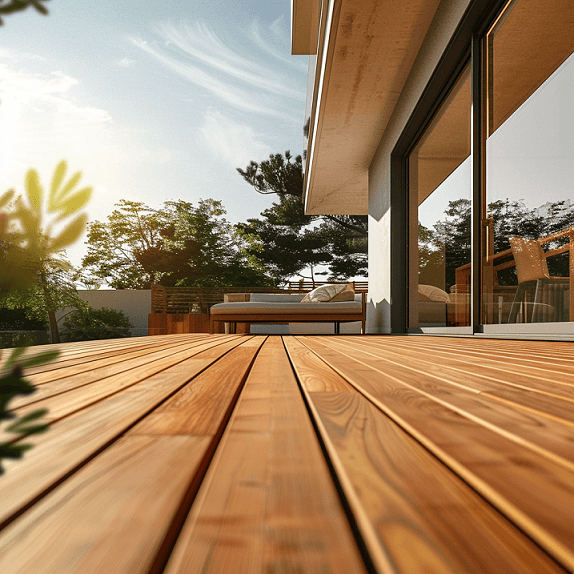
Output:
[151, 284, 285, 314]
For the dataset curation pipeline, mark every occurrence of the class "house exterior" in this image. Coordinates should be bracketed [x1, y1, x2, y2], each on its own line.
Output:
[292, 0, 574, 338]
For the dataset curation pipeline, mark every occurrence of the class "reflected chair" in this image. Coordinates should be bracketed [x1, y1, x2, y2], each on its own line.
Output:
[507, 236, 569, 323]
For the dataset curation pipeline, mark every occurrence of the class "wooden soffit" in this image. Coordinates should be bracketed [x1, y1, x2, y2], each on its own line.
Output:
[300, 0, 442, 215]
[291, 0, 320, 55]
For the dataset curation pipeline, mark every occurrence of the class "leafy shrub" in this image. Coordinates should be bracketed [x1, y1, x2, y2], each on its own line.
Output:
[61, 307, 132, 342]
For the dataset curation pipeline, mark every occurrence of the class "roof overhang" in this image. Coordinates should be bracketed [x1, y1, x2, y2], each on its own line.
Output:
[291, 0, 320, 55]
[293, 0, 442, 215]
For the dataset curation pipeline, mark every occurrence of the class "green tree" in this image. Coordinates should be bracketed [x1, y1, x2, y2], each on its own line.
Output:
[237, 151, 368, 283]
[0, 256, 89, 345]
[61, 307, 132, 342]
[1, 162, 92, 342]
[83, 198, 273, 289]
[82, 199, 166, 289]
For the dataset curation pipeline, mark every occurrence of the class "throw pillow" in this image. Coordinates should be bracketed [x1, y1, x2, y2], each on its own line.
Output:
[301, 283, 347, 303]
[418, 284, 451, 303]
[330, 283, 355, 301]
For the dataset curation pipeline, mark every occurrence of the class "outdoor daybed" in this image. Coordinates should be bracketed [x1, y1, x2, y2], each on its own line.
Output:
[209, 284, 366, 334]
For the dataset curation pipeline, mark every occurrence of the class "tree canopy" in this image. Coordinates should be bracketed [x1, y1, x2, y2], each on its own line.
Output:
[237, 151, 368, 284]
[83, 198, 274, 289]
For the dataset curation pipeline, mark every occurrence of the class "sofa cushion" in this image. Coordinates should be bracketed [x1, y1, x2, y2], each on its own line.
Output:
[301, 283, 347, 303]
[250, 293, 304, 303]
[210, 301, 362, 315]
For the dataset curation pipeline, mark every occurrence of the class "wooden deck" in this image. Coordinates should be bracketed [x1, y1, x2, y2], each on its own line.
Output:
[1, 333, 574, 573]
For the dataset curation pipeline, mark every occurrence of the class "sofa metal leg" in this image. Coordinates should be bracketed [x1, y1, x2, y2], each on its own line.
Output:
[334, 322, 340, 334]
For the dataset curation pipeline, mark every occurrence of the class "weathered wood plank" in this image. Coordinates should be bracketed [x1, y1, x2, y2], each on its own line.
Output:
[163, 337, 367, 574]
[0, 337, 251, 527]
[298, 336, 574, 571]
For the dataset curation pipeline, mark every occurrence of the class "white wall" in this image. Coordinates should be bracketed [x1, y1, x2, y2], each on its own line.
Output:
[56, 290, 151, 337]
[367, 0, 472, 333]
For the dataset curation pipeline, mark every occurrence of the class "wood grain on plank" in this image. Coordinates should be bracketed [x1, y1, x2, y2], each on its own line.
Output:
[0, 338, 250, 527]
[163, 337, 368, 574]
[305, 390, 566, 574]
[20, 335, 219, 384]
[362, 336, 574, 379]
[12, 337, 249, 422]
[348, 336, 574, 395]
[0, 333, 205, 374]
[10, 336, 238, 409]
[286, 337, 569, 573]
[0, 435, 212, 574]
[308, 336, 574, 461]
[129, 337, 265, 436]
[297, 336, 574, 571]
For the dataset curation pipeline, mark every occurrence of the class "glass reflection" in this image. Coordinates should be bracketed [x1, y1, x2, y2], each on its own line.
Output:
[483, 0, 574, 324]
[409, 66, 471, 328]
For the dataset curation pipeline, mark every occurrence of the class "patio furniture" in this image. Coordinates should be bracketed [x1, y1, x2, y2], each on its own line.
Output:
[209, 287, 366, 334]
[508, 236, 569, 323]
[454, 226, 573, 323]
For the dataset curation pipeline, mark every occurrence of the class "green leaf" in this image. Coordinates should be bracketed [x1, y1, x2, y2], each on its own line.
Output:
[4, 347, 27, 370]
[25, 169, 43, 214]
[49, 213, 87, 252]
[0, 189, 15, 211]
[6, 409, 49, 434]
[48, 160, 67, 212]
[14, 197, 40, 236]
[53, 171, 82, 207]
[0, 375, 35, 396]
[7, 409, 48, 427]
[56, 187, 93, 219]
[18, 350, 60, 370]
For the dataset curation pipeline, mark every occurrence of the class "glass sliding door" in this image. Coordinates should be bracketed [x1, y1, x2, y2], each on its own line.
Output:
[482, 0, 574, 326]
[408, 65, 471, 329]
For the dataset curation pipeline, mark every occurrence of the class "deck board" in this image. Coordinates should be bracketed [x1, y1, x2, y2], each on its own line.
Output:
[163, 337, 367, 574]
[1, 333, 574, 574]
[286, 337, 568, 574]
[298, 336, 574, 570]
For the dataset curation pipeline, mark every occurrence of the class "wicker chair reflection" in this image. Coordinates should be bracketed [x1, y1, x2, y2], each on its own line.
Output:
[508, 236, 569, 323]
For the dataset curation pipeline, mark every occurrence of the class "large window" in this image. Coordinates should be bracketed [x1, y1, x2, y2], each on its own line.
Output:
[482, 0, 574, 326]
[404, 0, 573, 333]
[408, 65, 471, 329]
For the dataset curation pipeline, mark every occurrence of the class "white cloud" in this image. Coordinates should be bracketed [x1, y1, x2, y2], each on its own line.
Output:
[130, 19, 305, 121]
[117, 57, 135, 68]
[201, 110, 271, 169]
[131, 36, 295, 120]
[248, 18, 308, 72]
[156, 21, 302, 99]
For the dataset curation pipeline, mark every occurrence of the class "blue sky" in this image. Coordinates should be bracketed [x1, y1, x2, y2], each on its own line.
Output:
[0, 0, 308, 266]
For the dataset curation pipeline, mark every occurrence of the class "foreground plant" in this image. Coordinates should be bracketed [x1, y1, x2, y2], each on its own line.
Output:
[0, 161, 91, 473]
[0, 346, 58, 474]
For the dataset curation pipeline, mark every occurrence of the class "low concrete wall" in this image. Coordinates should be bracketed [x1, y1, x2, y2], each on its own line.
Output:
[56, 290, 151, 337]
